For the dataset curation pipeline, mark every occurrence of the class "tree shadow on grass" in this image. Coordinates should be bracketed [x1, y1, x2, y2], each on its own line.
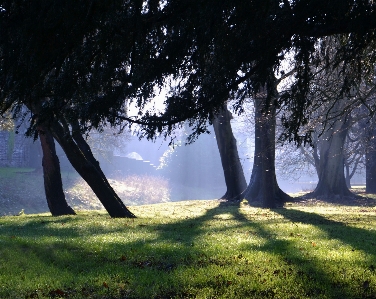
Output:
[0, 202, 242, 298]
[1, 202, 376, 298]
[267, 208, 376, 298]
[274, 208, 376, 259]
[227, 204, 376, 298]
[293, 193, 376, 207]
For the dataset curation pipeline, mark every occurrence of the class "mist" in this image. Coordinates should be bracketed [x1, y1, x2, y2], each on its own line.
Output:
[0, 111, 367, 216]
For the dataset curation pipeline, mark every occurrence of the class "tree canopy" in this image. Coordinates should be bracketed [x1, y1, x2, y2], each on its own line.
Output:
[1, 0, 376, 142]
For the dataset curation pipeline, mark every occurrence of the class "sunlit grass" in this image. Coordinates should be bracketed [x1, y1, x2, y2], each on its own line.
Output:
[1, 201, 376, 298]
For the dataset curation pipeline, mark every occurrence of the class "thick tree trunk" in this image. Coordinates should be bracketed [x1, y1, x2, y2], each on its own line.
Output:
[242, 97, 290, 208]
[38, 126, 76, 216]
[310, 119, 353, 198]
[366, 128, 376, 193]
[50, 120, 136, 218]
[212, 105, 247, 200]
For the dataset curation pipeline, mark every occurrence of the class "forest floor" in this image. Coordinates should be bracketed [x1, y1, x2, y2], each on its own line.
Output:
[1, 198, 376, 298]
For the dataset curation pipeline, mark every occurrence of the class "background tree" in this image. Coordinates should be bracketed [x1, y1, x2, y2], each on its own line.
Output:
[365, 124, 376, 193]
[280, 36, 376, 199]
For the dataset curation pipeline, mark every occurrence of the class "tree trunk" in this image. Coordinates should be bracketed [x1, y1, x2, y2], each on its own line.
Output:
[242, 96, 290, 208]
[212, 105, 247, 200]
[344, 162, 351, 189]
[38, 126, 76, 216]
[50, 120, 136, 218]
[310, 119, 353, 198]
[366, 127, 376, 193]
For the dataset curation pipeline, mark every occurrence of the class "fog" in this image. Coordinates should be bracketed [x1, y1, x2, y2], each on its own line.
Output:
[0, 115, 367, 216]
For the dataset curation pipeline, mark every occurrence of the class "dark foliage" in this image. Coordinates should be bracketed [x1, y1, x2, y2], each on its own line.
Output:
[1, 0, 376, 142]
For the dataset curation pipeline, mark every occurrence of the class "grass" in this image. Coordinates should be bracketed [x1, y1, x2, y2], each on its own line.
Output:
[1, 200, 376, 298]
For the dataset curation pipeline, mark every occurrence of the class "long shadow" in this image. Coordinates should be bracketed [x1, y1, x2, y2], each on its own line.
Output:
[0, 201, 247, 297]
[296, 192, 376, 207]
[2, 202, 375, 298]
[223, 205, 376, 298]
[147, 201, 249, 244]
[275, 208, 376, 257]
[152, 202, 375, 298]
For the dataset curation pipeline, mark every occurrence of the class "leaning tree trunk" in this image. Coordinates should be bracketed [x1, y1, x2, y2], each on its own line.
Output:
[366, 127, 376, 193]
[212, 105, 247, 200]
[310, 118, 353, 198]
[50, 120, 136, 218]
[38, 126, 76, 216]
[242, 96, 290, 208]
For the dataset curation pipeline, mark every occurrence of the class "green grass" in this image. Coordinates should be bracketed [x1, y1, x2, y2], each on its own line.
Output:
[1, 200, 376, 298]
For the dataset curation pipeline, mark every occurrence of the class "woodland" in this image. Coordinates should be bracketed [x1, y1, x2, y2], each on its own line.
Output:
[1, 0, 376, 216]
[3, 2, 376, 298]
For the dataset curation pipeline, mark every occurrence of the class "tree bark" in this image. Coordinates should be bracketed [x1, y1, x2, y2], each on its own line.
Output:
[38, 126, 76, 216]
[50, 120, 136, 218]
[242, 96, 290, 208]
[366, 127, 376, 193]
[212, 105, 247, 200]
[310, 118, 353, 198]
[344, 163, 352, 189]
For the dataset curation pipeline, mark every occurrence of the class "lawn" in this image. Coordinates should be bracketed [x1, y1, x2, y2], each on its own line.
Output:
[1, 200, 376, 298]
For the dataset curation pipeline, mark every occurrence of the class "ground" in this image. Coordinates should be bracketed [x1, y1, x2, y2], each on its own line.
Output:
[1, 198, 376, 298]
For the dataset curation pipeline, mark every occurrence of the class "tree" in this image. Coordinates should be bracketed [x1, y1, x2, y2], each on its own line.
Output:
[212, 105, 247, 200]
[276, 34, 376, 199]
[0, 108, 74, 215]
[38, 125, 76, 216]
[240, 87, 291, 208]
[127, 1, 376, 145]
[354, 113, 376, 193]
[0, 1, 147, 217]
[365, 125, 376, 193]
[343, 126, 365, 189]
[0, 1, 184, 217]
[2, 1, 376, 211]
[312, 112, 353, 198]
[49, 118, 136, 218]
[277, 127, 365, 191]
[2, 1, 376, 142]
